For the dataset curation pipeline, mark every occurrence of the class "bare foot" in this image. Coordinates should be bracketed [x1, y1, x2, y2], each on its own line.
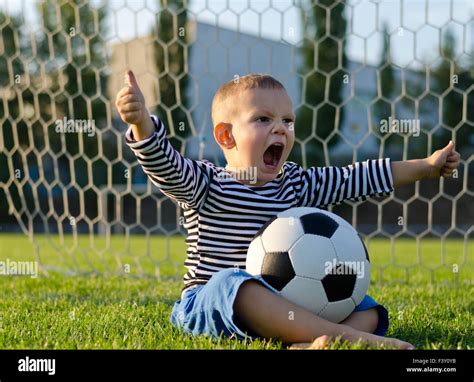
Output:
[344, 328, 415, 349]
[289, 335, 331, 350]
[289, 329, 415, 350]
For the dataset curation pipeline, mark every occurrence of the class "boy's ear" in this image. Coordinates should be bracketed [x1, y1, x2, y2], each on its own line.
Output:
[214, 122, 235, 149]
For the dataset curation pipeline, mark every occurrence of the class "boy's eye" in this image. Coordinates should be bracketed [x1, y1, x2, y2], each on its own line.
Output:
[255, 117, 294, 125]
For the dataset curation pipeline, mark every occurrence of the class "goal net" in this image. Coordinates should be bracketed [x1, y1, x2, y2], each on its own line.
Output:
[0, 0, 472, 285]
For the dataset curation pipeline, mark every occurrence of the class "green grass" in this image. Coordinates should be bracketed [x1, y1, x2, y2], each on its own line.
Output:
[0, 234, 472, 349]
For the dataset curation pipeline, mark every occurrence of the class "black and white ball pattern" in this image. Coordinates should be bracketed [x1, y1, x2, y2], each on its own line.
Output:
[246, 207, 370, 323]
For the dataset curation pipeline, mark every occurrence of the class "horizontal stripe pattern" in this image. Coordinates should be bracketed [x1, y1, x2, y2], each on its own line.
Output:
[126, 116, 394, 291]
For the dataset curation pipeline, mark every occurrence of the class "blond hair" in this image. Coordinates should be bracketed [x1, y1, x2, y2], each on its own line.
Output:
[211, 73, 285, 126]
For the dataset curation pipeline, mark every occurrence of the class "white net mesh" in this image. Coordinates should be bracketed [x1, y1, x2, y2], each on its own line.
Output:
[0, 0, 472, 284]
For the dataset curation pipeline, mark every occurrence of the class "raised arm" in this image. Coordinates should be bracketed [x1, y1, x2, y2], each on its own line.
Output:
[116, 71, 212, 209]
[117, 71, 155, 141]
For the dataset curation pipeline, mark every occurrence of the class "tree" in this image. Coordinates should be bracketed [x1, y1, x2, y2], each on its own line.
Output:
[431, 28, 473, 156]
[0, 11, 29, 227]
[293, 0, 347, 166]
[36, 0, 109, 190]
[153, 0, 191, 152]
[374, 22, 394, 129]
[0, 10, 33, 141]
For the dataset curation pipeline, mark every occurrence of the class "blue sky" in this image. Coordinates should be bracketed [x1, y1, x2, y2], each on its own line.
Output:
[1, 0, 473, 68]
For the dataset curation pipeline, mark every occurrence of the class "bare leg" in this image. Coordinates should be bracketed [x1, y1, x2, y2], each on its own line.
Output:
[234, 281, 414, 349]
[340, 308, 379, 333]
[291, 309, 379, 349]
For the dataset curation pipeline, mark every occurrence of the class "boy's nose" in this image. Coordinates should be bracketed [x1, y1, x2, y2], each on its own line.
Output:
[271, 121, 287, 134]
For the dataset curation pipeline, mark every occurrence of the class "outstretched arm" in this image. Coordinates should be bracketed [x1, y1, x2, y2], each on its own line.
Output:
[391, 141, 461, 187]
[297, 158, 395, 208]
[115, 71, 212, 209]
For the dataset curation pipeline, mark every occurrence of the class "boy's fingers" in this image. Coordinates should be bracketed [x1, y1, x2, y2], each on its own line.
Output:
[442, 140, 454, 153]
[443, 162, 458, 170]
[119, 94, 140, 104]
[125, 70, 141, 91]
[122, 110, 142, 122]
[116, 87, 134, 100]
[123, 110, 141, 117]
[441, 168, 452, 177]
[119, 102, 143, 112]
[118, 87, 136, 97]
[446, 152, 460, 162]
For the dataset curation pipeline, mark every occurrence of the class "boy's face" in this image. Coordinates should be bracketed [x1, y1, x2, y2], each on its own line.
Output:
[215, 88, 295, 186]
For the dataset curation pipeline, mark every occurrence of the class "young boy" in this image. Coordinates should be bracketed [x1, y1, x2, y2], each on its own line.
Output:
[116, 71, 460, 349]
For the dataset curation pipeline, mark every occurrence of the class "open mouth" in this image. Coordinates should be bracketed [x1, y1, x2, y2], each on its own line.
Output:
[263, 143, 284, 169]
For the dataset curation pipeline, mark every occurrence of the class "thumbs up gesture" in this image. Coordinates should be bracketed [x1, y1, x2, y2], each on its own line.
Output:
[426, 141, 461, 178]
[115, 70, 154, 140]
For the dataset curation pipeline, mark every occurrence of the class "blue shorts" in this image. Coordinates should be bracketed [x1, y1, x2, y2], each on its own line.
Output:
[170, 268, 389, 341]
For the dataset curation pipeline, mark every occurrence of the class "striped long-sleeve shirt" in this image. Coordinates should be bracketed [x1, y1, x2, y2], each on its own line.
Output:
[125, 116, 394, 291]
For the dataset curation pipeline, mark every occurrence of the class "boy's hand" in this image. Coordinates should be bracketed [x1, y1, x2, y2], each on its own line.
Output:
[115, 70, 155, 140]
[425, 140, 461, 179]
[392, 141, 461, 187]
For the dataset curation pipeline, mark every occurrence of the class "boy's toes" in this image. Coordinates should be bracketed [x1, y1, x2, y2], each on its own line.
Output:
[311, 335, 331, 349]
[289, 335, 331, 350]
[381, 338, 415, 350]
[399, 340, 415, 350]
[288, 343, 309, 350]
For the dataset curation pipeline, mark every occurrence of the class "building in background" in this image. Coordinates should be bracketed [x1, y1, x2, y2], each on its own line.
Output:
[108, 20, 302, 166]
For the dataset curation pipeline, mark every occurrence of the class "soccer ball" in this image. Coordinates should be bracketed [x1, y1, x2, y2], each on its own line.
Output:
[246, 207, 370, 323]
